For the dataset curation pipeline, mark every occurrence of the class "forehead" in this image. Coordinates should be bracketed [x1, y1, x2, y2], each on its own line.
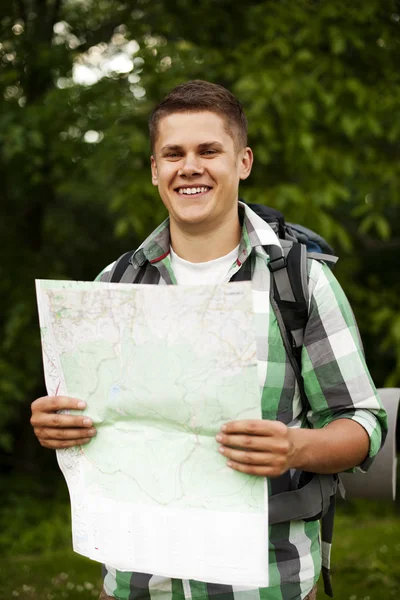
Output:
[155, 111, 235, 150]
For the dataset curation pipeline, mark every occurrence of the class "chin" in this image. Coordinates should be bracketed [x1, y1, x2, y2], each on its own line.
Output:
[175, 206, 213, 225]
[178, 215, 210, 228]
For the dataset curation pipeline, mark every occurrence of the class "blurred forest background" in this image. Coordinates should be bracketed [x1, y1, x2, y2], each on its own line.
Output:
[0, 0, 399, 598]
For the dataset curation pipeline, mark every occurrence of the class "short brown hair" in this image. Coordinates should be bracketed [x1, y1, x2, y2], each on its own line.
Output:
[149, 80, 248, 151]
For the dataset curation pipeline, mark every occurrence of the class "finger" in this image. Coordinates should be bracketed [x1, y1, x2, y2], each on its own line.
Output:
[34, 427, 97, 441]
[226, 460, 283, 478]
[219, 446, 273, 465]
[40, 437, 93, 449]
[31, 411, 94, 429]
[31, 396, 86, 414]
[221, 420, 286, 436]
[216, 432, 289, 453]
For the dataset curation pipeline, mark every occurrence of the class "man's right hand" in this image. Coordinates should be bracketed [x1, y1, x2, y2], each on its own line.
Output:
[31, 396, 97, 449]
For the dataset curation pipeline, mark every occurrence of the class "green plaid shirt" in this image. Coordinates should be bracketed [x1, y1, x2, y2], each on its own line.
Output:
[97, 202, 387, 600]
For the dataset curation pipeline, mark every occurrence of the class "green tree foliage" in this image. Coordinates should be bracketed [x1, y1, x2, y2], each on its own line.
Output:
[1, 0, 399, 459]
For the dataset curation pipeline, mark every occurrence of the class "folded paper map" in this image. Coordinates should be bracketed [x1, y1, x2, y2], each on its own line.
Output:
[36, 280, 268, 587]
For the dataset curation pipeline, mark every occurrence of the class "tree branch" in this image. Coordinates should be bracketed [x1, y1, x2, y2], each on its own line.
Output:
[52, 0, 63, 26]
[326, 207, 400, 250]
[359, 237, 400, 250]
[76, 5, 135, 53]
[77, 22, 119, 52]
[16, 0, 27, 23]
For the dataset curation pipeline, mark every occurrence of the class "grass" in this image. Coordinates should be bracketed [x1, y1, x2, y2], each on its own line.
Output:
[2, 550, 102, 600]
[2, 508, 400, 600]
[316, 509, 400, 599]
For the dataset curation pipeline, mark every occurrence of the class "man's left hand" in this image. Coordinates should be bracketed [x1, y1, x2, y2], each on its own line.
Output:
[216, 420, 296, 477]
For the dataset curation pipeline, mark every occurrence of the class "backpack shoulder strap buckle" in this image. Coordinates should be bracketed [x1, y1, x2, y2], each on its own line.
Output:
[267, 243, 290, 272]
[268, 254, 287, 272]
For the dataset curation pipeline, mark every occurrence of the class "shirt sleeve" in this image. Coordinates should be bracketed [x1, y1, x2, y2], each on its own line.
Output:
[301, 260, 388, 472]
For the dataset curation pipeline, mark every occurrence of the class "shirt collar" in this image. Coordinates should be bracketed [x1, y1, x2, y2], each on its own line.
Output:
[132, 200, 282, 267]
[132, 217, 171, 267]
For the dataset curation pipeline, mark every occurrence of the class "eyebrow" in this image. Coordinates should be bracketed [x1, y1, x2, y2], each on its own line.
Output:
[160, 141, 223, 154]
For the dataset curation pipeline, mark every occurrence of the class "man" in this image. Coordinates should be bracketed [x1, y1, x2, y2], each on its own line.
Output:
[31, 80, 387, 600]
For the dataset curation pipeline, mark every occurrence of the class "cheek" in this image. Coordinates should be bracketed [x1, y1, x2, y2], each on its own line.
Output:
[215, 162, 237, 182]
[159, 167, 178, 188]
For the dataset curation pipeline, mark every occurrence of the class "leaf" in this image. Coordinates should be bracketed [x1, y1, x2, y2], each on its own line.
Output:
[359, 214, 375, 234]
[375, 215, 391, 240]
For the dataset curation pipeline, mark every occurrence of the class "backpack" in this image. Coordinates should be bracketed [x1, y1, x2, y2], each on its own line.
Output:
[106, 202, 342, 597]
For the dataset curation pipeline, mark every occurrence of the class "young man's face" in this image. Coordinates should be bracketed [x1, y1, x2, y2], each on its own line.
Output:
[151, 111, 253, 232]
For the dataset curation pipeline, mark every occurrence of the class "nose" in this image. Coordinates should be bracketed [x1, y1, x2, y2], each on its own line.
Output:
[178, 153, 204, 177]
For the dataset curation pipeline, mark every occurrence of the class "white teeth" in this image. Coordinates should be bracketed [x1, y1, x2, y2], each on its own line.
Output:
[178, 186, 209, 195]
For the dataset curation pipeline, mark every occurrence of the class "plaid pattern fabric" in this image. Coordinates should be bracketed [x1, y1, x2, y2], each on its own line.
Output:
[99, 584, 318, 600]
[96, 202, 387, 600]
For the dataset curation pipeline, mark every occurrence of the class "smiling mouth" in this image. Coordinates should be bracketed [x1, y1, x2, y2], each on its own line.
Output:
[175, 186, 212, 196]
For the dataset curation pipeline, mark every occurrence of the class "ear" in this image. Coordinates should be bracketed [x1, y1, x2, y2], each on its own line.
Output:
[151, 156, 158, 186]
[238, 147, 254, 181]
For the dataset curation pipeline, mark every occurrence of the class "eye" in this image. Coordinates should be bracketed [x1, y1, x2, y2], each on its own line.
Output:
[166, 153, 181, 158]
[202, 150, 216, 156]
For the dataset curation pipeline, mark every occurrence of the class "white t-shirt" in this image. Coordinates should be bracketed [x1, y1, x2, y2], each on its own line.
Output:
[159, 245, 240, 285]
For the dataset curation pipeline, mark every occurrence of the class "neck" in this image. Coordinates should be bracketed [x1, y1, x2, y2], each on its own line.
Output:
[169, 208, 241, 263]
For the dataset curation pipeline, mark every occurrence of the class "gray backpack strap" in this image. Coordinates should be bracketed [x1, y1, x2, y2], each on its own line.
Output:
[268, 473, 339, 524]
[268, 243, 296, 302]
[267, 242, 310, 410]
[107, 250, 150, 284]
[307, 252, 338, 265]
[320, 494, 336, 598]
[108, 251, 136, 283]
[268, 242, 309, 343]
